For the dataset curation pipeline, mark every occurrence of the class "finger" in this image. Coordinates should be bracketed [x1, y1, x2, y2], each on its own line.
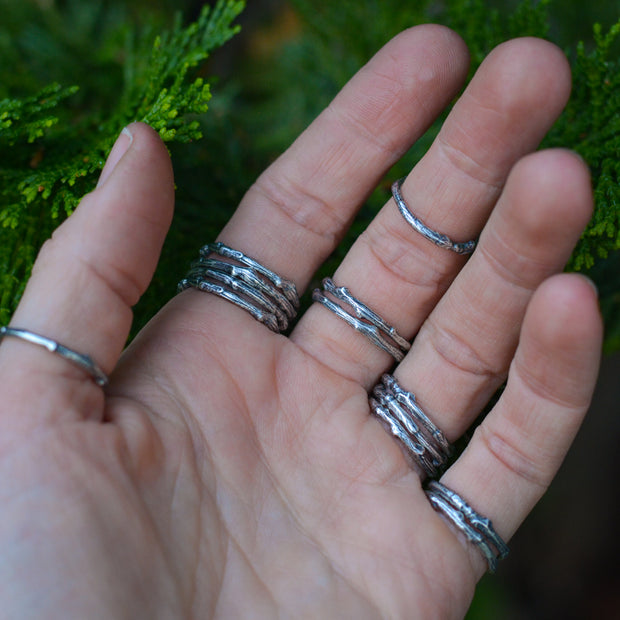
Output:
[0, 123, 174, 427]
[436, 274, 602, 576]
[214, 25, 470, 289]
[393, 149, 593, 440]
[292, 38, 572, 384]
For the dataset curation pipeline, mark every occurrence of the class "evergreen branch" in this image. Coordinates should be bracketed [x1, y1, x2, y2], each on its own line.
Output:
[0, 0, 245, 325]
[549, 19, 620, 269]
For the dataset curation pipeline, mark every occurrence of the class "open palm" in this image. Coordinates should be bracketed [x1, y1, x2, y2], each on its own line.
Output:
[0, 27, 602, 619]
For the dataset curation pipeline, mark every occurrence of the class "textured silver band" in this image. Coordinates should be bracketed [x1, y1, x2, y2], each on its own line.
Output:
[201, 242, 299, 308]
[312, 278, 410, 361]
[392, 178, 477, 255]
[425, 481, 509, 573]
[369, 374, 451, 477]
[179, 243, 299, 333]
[0, 326, 108, 387]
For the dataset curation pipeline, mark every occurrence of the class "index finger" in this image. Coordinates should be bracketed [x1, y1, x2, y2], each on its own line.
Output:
[215, 25, 470, 289]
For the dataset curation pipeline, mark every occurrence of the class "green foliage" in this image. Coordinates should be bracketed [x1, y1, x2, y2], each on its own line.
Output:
[0, 0, 244, 325]
[549, 20, 620, 270]
[1, 0, 619, 351]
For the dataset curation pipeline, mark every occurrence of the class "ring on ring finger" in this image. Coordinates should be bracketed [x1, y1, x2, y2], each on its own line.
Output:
[369, 374, 452, 478]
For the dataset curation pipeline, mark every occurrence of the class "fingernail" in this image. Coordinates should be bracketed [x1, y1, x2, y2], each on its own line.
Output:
[96, 126, 134, 188]
[582, 275, 599, 297]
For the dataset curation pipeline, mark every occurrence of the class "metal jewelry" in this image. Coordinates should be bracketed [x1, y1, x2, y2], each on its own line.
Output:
[425, 480, 510, 573]
[0, 326, 109, 387]
[312, 278, 410, 361]
[178, 242, 299, 333]
[369, 374, 452, 478]
[391, 178, 477, 255]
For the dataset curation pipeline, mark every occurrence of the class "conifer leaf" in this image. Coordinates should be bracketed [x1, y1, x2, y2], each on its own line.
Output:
[0, 0, 245, 325]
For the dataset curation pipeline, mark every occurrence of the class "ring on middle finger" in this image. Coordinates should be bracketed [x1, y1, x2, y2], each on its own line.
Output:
[312, 278, 411, 361]
[369, 374, 453, 478]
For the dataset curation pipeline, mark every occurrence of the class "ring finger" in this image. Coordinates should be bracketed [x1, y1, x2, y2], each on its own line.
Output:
[393, 148, 593, 444]
[291, 37, 572, 385]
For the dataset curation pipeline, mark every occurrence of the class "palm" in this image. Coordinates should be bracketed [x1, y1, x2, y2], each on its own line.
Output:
[0, 27, 602, 619]
[104, 302, 466, 618]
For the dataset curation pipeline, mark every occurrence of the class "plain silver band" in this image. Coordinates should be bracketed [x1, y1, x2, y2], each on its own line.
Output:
[0, 326, 109, 387]
[392, 178, 477, 255]
[425, 481, 509, 573]
[369, 374, 452, 478]
[312, 278, 410, 362]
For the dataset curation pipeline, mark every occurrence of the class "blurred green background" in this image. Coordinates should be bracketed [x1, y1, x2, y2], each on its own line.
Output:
[2, 0, 620, 617]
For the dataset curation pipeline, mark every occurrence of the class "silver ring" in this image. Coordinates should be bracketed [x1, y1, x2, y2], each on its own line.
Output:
[185, 261, 290, 329]
[369, 374, 452, 477]
[312, 278, 410, 361]
[178, 243, 299, 334]
[392, 178, 477, 255]
[202, 243, 299, 308]
[0, 326, 109, 387]
[425, 481, 509, 573]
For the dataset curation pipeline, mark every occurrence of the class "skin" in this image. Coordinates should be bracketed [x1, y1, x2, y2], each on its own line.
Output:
[0, 26, 603, 619]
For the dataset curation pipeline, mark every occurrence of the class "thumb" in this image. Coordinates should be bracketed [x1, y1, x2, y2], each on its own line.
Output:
[0, 123, 174, 428]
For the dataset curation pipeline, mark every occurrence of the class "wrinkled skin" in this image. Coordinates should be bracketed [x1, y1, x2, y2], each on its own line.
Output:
[0, 27, 602, 619]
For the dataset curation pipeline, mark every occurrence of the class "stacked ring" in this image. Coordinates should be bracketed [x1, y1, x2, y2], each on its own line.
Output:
[369, 374, 452, 478]
[425, 481, 510, 573]
[312, 278, 410, 361]
[178, 242, 300, 333]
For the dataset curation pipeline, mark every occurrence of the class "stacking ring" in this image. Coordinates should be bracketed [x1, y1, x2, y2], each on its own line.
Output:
[369, 374, 452, 477]
[392, 178, 477, 255]
[312, 278, 410, 361]
[425, 481, 509, 573]
[179, 242, 300, 333]
[0, 326, 109, 387]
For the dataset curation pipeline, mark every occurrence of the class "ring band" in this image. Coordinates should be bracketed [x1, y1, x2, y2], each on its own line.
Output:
[0, 326, 109, 387]
[178, 242, 300, 333]
[392, 178, 477, 255]
[425, 481, 509, 573]
[369, 374, 452, 477]
[312, 278, 410, 361]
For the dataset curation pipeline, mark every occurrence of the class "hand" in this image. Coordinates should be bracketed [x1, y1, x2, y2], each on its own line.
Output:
[0, 26, 602, 618]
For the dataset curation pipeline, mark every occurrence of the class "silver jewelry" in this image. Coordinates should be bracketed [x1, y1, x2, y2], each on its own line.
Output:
[312, 278, 410, 361]
[178, 243, 299, 333]
[392, 178, 477, 255]
[0, 326, 108, 387]
[369, 374, 452, 477]
[202, 243, 299, 307]
[425, 481, 509, 573]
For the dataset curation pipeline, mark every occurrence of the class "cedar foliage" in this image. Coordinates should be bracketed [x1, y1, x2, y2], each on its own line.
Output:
[0, 0, 244, 325]
[1, 0, 619, 350]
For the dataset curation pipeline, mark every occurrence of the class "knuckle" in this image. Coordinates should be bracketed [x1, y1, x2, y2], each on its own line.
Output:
[251, 173, 346, 243]
[425, 318, 504, 382]
[475, 422, 550, 490]
[360, 218, 451, 297]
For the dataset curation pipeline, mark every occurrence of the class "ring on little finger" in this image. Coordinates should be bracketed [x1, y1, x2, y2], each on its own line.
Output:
[425, 480, 510, 573]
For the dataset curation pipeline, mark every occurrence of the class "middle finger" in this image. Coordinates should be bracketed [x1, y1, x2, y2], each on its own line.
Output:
[291, 37, 572, 385]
